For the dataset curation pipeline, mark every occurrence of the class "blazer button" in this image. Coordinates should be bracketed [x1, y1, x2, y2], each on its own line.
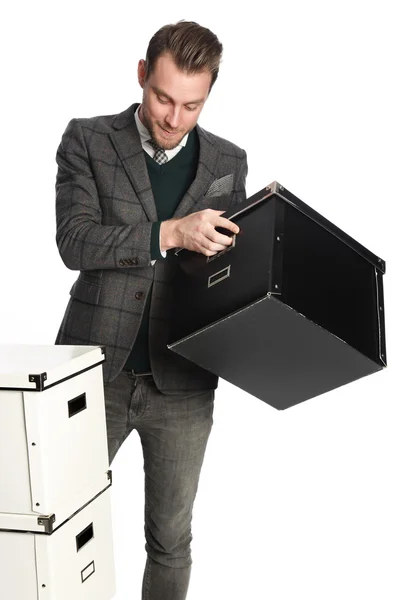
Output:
[135, 291, 144, 300]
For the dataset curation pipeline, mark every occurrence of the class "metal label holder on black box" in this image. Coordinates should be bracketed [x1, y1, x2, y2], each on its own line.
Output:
[167, 181, 386, 410]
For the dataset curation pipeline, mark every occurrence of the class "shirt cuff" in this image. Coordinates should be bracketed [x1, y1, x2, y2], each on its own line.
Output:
[150, 221, 167, 264]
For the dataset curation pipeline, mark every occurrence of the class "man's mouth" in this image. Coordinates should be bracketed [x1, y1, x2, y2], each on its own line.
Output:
[160, 125, 178, 136]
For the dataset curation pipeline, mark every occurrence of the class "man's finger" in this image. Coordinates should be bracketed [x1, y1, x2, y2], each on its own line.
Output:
[215, 217, 240, 234]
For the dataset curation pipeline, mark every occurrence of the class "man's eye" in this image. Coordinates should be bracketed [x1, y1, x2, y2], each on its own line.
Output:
[185, 106, 197, 111]
[157, 96, 168, 104]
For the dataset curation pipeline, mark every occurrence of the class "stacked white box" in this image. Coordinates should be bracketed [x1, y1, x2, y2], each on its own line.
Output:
[0, 344, 116, 599]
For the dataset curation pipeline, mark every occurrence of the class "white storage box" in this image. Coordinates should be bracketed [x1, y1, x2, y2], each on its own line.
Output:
[0, 344, 110, 529]
[0, 485, 116, 600]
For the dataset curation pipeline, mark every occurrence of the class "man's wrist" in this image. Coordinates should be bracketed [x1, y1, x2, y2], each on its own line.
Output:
[160, 219, 179, 252]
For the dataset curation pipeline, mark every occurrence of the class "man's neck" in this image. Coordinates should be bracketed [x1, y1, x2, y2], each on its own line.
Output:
[138, 104, 145, 126]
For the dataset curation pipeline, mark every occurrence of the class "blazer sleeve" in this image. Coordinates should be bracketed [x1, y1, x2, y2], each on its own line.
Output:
[230, 148, 248, 209]
[55, 118, 156, 271]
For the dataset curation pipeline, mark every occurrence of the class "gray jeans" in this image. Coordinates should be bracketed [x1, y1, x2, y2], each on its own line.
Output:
[103, 369, 215, 600]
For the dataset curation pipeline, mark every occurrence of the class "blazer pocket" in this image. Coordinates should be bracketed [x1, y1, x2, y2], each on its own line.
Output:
[204, 173, 234, 198]
[69, 277, 102, 305]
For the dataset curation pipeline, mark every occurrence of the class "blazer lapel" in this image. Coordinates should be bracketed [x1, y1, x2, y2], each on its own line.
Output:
[109, 102, 221, 222]
[109, 103, 158, 222]
[171, 124, 220, 219]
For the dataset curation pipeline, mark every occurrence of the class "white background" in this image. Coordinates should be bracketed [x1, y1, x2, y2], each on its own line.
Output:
[1, 1, 399, 599]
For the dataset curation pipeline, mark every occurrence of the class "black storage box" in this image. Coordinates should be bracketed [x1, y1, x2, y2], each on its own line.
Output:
[167, 181, 387, 410]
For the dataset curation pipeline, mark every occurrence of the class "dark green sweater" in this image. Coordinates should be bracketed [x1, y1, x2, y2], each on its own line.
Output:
[123, 127, 200, 372]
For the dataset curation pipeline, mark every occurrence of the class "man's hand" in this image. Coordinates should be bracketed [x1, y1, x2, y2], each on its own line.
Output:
[160, 209, 240, 256]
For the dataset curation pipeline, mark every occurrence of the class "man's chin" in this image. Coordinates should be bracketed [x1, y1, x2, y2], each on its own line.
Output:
[155, 134, 184, 150]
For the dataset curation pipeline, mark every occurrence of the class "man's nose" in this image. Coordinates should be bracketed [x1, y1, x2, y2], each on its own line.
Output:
[165, 107, 180, 129]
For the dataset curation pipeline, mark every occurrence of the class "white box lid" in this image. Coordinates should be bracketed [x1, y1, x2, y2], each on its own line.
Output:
[0, 344, 105, 390]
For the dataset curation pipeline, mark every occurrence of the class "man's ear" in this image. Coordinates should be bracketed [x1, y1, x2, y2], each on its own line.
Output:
[137, 59, 146, 88]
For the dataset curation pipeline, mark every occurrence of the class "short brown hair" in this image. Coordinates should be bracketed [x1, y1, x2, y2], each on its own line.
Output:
[144, 20, 223, 92]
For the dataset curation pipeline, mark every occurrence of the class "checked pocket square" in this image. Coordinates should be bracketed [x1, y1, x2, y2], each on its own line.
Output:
[204, 173, 234, 197]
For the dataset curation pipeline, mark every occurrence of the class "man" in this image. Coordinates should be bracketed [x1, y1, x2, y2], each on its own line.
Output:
[55, 20, 248, 600]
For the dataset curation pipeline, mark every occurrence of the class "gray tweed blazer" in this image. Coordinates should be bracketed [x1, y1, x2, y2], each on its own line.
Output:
[54, 102, 248, 392]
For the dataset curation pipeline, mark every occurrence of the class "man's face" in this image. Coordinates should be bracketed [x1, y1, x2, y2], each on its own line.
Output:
[137, 52, 212, 150]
